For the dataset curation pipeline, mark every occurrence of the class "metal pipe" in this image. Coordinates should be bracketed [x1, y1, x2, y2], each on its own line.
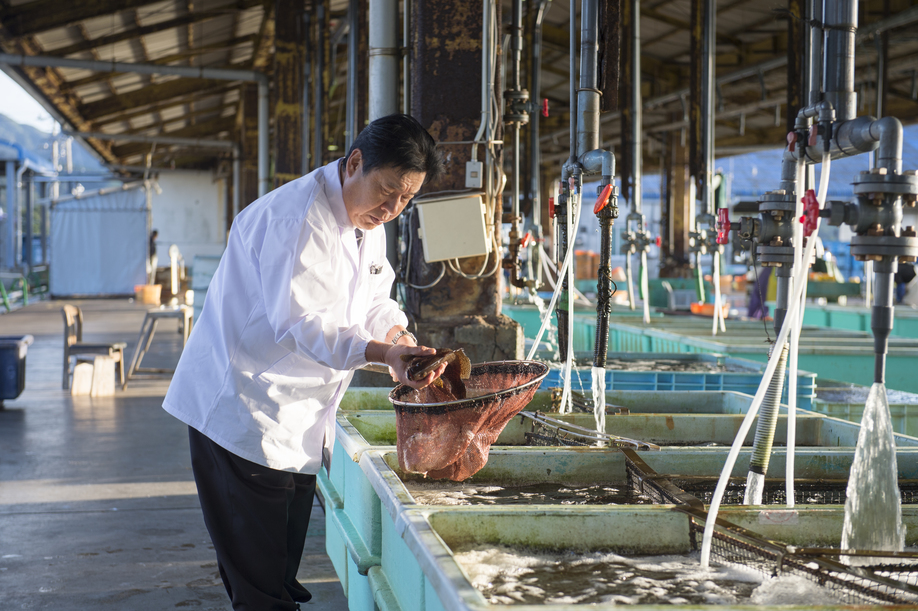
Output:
[823, 0, 857, 121]
[5, 161, 14, 270]
[872, 268, 895, 384]
[369, 0, 400, 119]
[346, 0, 359, 152]
[577, 0, 600, 159]
[701, 0, 716, 218]
[24, 177, 33, 270]
[530, 0, 551, 286]
[568, 0, 577, 168]
[232, 146, 241, 225]
[0, 53, 268, 196]
[63, 131, 234, 149]
[631, 0, 642, 214]
[403, 0, 411, 115]
[807, 0, 823, 104]
[313, 2, 326, 169]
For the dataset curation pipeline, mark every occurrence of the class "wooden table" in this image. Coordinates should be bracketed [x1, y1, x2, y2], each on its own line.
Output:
[122, 305, 193, 389]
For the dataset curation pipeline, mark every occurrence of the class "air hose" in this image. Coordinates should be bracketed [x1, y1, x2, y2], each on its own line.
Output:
[555, 194, 570, 363]
[593, 184, 616, 369]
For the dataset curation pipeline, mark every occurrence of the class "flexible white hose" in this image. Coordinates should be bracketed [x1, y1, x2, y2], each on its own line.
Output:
[700, 155, 831, 567]
[641, 251, 651, 324]
[626, 255, 636, 311]
[526, 198, 583, 361]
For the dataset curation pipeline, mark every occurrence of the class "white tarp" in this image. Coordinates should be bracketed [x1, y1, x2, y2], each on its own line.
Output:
[50, 187, 148, 297]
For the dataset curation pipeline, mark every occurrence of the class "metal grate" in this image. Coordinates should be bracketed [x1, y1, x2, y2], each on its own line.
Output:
[519, 411, 659, 450]
[623, 448, 918, 605]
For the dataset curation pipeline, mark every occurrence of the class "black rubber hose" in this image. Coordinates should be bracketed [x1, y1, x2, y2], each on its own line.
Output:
[556, 198, 570, 362]
[593, 204, 616, 368]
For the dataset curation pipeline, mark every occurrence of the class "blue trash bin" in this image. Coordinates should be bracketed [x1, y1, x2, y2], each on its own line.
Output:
[0, 335, 34, 405]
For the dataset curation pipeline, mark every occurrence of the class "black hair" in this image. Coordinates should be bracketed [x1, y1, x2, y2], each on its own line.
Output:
[346, 114, 444, 185]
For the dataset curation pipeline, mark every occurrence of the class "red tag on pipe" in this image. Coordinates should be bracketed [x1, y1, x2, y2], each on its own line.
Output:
[542, 99, 549, 117]
[593, 184, 614, 214]
[548, 196, 555, 218]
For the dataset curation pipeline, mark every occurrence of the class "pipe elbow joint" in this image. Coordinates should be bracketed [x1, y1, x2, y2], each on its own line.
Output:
[869, 116, 904, 174]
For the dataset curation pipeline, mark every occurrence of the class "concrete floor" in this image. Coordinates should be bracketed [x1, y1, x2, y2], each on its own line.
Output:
[0, 299, 348, 610]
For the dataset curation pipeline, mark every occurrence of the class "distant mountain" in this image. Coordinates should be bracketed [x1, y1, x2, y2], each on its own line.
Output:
[0, 112, 106, 173]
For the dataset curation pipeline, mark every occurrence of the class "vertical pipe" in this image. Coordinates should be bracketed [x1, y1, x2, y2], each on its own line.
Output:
[369, 0, 399, 119]
[313, 2, 326, 169]
[823, 0, 857, 121]
[631, 0, 642, 215]
[232, 146, 241, 229]
[369, 0, 400, 290]
[569, 0, 577, 165]
[577, 0, 600, 158]
[402, 0, 411, 115]
[24, 177, 33, 270]
[701, 0, 715, 218]
[303, 11, 311, 174]
[346, 0, 359, 151]
[530, 0, 550, 284]
[257, 79, 269, 197]
[5, 161, 13, 270]
[39, 204, 47, 265]
[807, 0, 822, 104]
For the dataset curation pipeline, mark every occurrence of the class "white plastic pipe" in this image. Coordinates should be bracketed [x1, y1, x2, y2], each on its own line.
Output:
[700, 155, 831, 567]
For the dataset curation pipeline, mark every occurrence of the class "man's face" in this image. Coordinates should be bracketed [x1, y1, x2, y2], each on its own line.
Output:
[341, 149, 425, 231]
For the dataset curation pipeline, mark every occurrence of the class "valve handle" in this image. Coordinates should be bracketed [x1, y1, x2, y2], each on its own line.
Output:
[655, 235, 662, 247]
[715, 208, 732, 245]
[786, 131, 797, 153]
[808, 124, 819, 147]
[548, 196, 555, 218]
[593, 184, 614, 214]
[520, 231, 533, 248]
[800, 189, 820, 237]
[542, 99, 549, 118]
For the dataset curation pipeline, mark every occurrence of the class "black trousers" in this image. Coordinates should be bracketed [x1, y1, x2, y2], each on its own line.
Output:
[188, 426, 317, 611]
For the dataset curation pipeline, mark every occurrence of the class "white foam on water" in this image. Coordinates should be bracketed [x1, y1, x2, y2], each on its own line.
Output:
[591, 366, 607, 437]
[453, 546, 841, 605]
[842, 383, 906, 564]
[744, 471, 766, 505]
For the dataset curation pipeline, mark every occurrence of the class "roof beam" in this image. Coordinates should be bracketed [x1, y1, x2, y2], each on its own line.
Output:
[111, 116, 235, 157]
[1, 0, 166, 38]
[91, 85, 238, 126]
[80, 78, 230, 120]
[39, 3, 262, 58]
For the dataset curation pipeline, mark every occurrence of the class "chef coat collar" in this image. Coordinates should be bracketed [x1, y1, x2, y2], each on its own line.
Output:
[323, 158, 354, 230]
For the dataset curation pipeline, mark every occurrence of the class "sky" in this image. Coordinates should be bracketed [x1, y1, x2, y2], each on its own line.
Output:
[0, 70, 56, 133]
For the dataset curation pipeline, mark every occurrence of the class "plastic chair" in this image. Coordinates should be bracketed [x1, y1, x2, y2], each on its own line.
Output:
[61, 305, 126, 391]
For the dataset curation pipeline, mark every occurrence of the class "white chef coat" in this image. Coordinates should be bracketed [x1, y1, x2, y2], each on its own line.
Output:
[162, 160, 407, 473]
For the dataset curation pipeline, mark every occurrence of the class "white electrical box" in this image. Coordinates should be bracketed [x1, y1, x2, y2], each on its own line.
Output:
[416, 192, 491, 263]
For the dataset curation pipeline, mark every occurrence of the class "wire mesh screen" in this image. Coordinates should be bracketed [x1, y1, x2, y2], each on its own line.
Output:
[624, 449, 918, 604]
[519, 411, 659, 450]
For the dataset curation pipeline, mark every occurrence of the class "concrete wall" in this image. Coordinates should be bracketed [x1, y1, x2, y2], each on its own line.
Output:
[151, 170, 226, 267]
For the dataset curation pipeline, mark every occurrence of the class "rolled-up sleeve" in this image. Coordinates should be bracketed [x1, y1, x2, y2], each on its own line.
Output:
[254, 215, 373, 371]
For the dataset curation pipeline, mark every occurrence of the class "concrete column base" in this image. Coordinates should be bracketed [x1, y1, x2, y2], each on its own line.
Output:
[415, 314, 523, 364]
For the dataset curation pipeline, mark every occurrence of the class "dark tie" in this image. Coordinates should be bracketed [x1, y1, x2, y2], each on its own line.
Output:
[355, 229, 363, 247]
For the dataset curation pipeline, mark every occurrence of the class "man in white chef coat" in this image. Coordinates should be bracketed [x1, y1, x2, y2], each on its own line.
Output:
[163, 114, 446, 610]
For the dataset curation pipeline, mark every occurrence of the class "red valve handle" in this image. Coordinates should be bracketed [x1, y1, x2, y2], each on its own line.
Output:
[715, 208, 732, 245]
[787, 131, 797, 153]
[593, 184, 614, 214]
[548, 196, 555, 218]
[542, 99, 549, 117]
[808, 125, 819, 147]
[655, 236, 662, 247]
[520, 232, 533, 248]
[800, 189, 820, 237]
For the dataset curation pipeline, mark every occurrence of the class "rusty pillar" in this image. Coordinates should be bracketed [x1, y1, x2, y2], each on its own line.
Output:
[406, 0, 522, 362]
[274, 1, 305, 187]
[660, 127, 692, 277]
[786, 0, 804, 131]
[240, 83, 261, 209]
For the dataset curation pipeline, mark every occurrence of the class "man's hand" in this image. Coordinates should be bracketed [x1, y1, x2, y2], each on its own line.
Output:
[385, 344, 448, 389]
[364, 340, 447, 390]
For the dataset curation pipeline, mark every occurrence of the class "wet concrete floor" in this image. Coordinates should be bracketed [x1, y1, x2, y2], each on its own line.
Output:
[0, 299, 348, 610]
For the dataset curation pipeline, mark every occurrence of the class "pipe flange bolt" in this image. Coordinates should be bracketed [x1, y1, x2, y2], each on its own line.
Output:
[852, 170, 918, 197]
[757, 245, 796, 266]
[850, 235, 918, 259]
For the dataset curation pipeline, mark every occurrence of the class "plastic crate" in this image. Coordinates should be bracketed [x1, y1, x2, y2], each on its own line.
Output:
[539, 352, 817, 409]
[0, 335, 33, 403]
